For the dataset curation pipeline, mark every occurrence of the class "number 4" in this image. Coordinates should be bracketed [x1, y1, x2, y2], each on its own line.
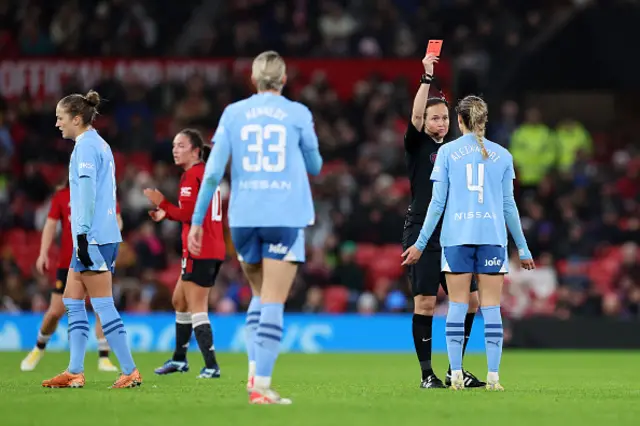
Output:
[466, 163, 484, 204]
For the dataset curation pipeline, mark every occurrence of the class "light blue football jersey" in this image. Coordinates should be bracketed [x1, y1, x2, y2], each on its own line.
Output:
[211, 92, 318, 227]
[68, 129, 122, 246]
[430, 133, 515, 247]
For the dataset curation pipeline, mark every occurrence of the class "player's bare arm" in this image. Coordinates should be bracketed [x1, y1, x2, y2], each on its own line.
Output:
[143, 188, 166, 207]
[411, 53, 439, 131]
[187, 225, 203, 256]
[401, 245, 423, 266]
[36, 218, 58, 274]
[116, 213, 123, 231]
[148, 208, 166, 222]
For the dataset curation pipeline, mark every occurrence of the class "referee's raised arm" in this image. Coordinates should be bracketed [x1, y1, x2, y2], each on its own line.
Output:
[410, 54, 439, 132]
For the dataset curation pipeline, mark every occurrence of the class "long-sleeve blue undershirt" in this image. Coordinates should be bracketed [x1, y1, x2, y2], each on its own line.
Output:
[77, 176, 96, 235]
[302, 148, 323, 176]
[415, 180, 448, 251]
[502, 178, 532, 259]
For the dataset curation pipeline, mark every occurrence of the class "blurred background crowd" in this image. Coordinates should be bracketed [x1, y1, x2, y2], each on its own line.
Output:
[0, 0, 638, 319]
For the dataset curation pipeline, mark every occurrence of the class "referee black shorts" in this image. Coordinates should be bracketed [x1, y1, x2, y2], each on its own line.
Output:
[402, 218, 478, 297]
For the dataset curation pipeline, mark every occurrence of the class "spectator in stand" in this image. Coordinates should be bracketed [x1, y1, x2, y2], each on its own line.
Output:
[510, 107, 557, 195]
[318, 1, 358, 56]
[1, 270, 28, 312]
[610, 243, 640, 318]
[174, 76, 212, 129]
[356, 292, 378, 315]
[0, 111, 14, 158]
[506, 251, 557, 318]
[49, 0, 84, 54]
[15, 162, 50, 204]
[19, 14, 54, 56]
[1, 66, 638, 317]
[555, 118, 592, 173]
[489, 100, 519, 148]
[134, 221, 167, 272]
[332, 241, 366, 298]
[0, 0, 637, 318]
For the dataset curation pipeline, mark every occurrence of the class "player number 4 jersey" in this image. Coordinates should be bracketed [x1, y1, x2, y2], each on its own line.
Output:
[431, 134, 515, 247]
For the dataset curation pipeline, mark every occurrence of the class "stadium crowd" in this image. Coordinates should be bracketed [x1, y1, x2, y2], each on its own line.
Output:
[2, 0, 587, 58]
[0, 0, 638, 319]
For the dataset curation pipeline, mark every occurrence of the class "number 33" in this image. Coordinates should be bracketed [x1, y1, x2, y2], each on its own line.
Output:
[241, 124, 287, 173]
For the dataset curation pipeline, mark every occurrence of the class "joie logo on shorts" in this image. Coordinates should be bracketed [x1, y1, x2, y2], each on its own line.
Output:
[485, 257, 502, 267]
[268, 243, 289, 255]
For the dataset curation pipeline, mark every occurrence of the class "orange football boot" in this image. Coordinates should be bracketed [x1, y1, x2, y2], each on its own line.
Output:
[42, 371, 85, 388]
[249, 387, 292, 405]
[110, 368, 142, 388]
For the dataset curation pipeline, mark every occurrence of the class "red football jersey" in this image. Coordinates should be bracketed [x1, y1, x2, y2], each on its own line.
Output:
[160, 162, 225, 260]
[48, 187, 121, 269]
[47, 187, 73, 268]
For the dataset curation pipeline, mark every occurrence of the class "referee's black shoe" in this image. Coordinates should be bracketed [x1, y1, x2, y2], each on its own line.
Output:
[420, 374, 446, 389]
[445, 370, 486, 388]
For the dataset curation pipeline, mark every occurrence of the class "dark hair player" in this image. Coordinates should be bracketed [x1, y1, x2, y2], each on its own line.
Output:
[401, 52, 485, 389]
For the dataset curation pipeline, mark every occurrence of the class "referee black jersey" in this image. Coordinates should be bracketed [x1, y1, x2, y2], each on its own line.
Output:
[403, 120, 446, 251]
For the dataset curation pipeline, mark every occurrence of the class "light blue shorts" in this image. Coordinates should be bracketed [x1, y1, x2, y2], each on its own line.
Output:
[231, 227, 305, 264]
[442, 245, 508, 274]
[70, 243, 119, 273]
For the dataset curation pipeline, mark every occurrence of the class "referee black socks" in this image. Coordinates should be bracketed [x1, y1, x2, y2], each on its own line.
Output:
[463, 311, 476, 356]
[412, 313, 434, 379]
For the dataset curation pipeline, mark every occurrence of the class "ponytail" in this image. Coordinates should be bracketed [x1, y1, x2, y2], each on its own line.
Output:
[202, 145, 211, 162]
[58, 90, 101, 125]
[469, 103, 488, 159]
[455, 95, 489, 159]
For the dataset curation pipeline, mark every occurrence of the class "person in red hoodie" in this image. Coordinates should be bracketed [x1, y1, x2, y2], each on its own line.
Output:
[144, 128, 226, 379]
[21, 179, 122, 372]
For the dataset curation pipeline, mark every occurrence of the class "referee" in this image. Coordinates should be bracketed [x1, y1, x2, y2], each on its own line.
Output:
[401, 52, 485, 389]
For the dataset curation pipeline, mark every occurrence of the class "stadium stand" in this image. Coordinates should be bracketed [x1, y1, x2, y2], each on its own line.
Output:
[0, 0, 638, 319]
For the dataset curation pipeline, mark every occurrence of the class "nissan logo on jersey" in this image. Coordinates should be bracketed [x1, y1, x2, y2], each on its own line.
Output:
[430, 153, 437, 164]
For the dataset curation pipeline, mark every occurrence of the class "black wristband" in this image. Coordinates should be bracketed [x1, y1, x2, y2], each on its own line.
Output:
[420, 73, 434, 85]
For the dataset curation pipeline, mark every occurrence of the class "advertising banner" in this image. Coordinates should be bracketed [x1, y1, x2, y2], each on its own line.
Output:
[0, 313, 481, 353]
[0, 58, 451, 101]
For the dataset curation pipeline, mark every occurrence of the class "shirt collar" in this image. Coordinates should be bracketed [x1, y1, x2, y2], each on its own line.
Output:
[75, 128, 96, 143]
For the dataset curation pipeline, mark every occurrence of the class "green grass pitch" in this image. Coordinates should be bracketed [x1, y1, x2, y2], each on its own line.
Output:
[1, 351, 639, 426]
